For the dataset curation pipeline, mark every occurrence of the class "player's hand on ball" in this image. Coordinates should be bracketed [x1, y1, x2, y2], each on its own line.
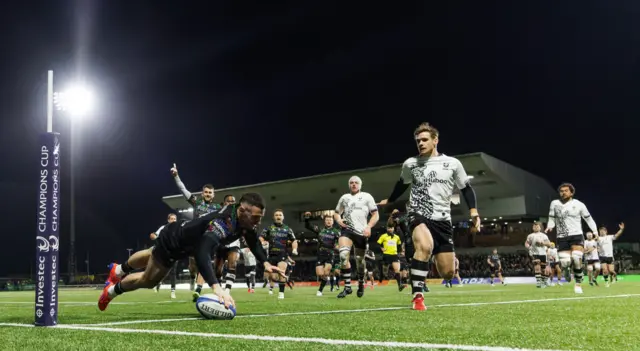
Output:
[221, 293, 235, 309]
[170, 163, 178, 177]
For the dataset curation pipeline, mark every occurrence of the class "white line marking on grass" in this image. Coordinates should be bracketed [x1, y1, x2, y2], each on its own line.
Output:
[0, 323, 573, 351]
[74, 294, 640, 326]
[73, 293, 640, 327]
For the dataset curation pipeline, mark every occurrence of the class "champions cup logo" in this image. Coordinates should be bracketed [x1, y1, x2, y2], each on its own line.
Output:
[49, 235, 59, 251]
[36, 236, 50, 252]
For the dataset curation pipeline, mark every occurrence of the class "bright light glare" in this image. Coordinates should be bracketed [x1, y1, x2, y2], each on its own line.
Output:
[53, 85, 96, 117]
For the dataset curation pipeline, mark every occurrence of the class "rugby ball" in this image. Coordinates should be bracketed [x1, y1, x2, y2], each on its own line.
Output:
[195, 294, 236, 320]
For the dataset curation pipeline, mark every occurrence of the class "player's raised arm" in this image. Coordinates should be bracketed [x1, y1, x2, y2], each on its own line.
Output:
[614, 222, 625, 239]
[579, 202, 598, 234]
[170, 163, 196, 205]
[303, 212, 320, 234]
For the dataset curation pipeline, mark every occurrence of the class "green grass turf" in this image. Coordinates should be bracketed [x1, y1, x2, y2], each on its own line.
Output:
[1, 282, 639, 351]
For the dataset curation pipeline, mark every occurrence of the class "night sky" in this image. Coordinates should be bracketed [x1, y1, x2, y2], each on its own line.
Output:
[0, 1, 635, 277]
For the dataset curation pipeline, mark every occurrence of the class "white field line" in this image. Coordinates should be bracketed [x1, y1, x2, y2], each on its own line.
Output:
[0, 322, 574, 351]
[71, 293, 640, 327]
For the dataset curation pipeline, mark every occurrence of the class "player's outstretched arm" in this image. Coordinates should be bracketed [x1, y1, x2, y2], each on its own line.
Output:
[170, 163, 196, 204]
[614, 222, 625, 239]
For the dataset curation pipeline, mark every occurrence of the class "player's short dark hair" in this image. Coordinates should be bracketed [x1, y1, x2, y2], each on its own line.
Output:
[273, 208, 284, 214]
[167, 213, 177, 219]
[599, 225, 607, 229]
[202, 184, 214, 190]
[323, 214, 333, 219]
[387, 223, 395, 229]
[223, 194, 235, 201]
[533, 221, 542, 227]
[239, 193, 265, 210]
[557, 183, 575, 194]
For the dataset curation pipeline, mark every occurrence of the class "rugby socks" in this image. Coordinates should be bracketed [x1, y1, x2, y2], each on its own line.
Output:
[603, 275, 609, 282]
[410, 260, 429, 295]
[225, 269, 236, 291]
[329, 276, 335, 289]
[535, 272, 542, 287]
[246, 273, 252, 289]
[279, 282, 286, 293]
[395, 273, 402, 288]
[109, 281, 127, 298]
[335, 275, 340, 288]
[195, 285, 203, 294]
[250, 272, 256, 289]
[341, 268, 352, 289]
[319, 277, 328, 292]
[115, 262, 133, 278]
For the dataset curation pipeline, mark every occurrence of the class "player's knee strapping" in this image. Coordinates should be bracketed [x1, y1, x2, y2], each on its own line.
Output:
[558, 252, 571, 269]
[594, 262, 601, 271]
[339, 246, 350, 265]
[571, 250, 584, 283]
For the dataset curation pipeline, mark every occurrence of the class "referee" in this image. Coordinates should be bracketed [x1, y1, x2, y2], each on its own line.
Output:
[377, 224, 406, 291]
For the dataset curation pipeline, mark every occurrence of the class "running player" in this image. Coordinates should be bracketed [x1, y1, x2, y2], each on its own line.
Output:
[331, 249, 341, 292]
[364, 245, 376, 289]
[525, 222, 551, 288]
[260, 209, 298, 299]
[99, 193, 284, 311]
[487, 249, 505, 286]
[377, 225, 405, 291]
[170, 163, 221, 292]
[584, 232, 600, 287]
[545, 183, 598, 294]
[546, 243, 562, 286]
[242, 245, 257, 293]
[598, 223, 625, 287]
[379, 123, 480, 310]
[304, 212, 340, 296]
[334, 176, 379, 298]
[151, 213, 179, 299]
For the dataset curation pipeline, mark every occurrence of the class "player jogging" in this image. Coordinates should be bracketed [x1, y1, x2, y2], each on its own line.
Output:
[242, 245, 257, 293]
[584, 232, 600, 287]
[334, 176, 380, 298]
[487, 249, 505, 286]
[260, 209, 298, 299]
[598, 223, 625, 287]
[304, 212, 340, 296]
[99, 193, 284, 311]
[545, 183, 597, 294]
[546, 243, 561, 286]
[525, 222, 551, 288]
[364, 245, 376, 289]
[379, 123, 480, 310]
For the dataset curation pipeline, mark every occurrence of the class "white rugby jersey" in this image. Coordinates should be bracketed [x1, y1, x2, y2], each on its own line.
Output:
[526, 232, 550, 255]
[335, 191, 378, 235]
[584, 240, 599, 261]
[242, 248, 257, 266]
[400, 154, 469, 221]
[597, 235, 615, 257]
[547, 199, 597, 238]
[547, 248, 558, 261]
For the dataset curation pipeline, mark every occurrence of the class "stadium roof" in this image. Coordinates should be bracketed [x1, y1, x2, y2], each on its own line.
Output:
[162, 152, 557, 221]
